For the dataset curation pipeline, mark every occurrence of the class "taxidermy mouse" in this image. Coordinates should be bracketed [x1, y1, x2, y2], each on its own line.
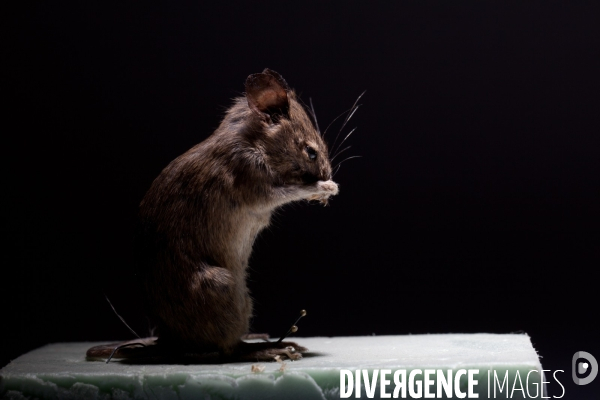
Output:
[87, 69, 339, 363]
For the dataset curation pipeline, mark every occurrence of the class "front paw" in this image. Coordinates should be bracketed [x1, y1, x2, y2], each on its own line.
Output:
[318, 180, 339, 195]
[308, 180, 339, 201]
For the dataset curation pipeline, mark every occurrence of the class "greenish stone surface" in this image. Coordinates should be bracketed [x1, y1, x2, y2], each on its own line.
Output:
[0, 334, 544, 399]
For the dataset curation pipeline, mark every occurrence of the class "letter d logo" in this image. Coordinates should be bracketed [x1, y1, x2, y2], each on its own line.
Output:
[572, 351, 598, 385]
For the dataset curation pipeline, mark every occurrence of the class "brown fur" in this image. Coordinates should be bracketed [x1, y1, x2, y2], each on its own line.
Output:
[87, 69, 338, 362]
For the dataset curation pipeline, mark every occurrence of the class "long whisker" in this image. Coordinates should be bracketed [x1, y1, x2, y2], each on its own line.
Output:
[331, 90, 366, 154]
[332, 105, 361, 151]
[324, 107, 354, 142]
[332, 155, 362, 178]
[332, 163, 342, 178]
[332, 127, 357, 157]
[308, 97, 320, 135]
[333, 155, 362, 171]
[330, 146, 352, 163]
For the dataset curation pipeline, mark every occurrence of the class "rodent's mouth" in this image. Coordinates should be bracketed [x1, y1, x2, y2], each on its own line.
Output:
[300, 172, 320, 185]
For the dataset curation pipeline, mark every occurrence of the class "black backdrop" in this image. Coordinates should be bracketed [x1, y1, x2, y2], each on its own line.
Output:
[3, 2, 599, 398]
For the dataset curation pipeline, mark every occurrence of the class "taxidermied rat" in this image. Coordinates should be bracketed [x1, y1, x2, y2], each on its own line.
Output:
[87, 69, 339, 362]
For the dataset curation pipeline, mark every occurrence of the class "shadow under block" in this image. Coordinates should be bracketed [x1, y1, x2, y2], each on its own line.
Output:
[0, 334, 544, 399]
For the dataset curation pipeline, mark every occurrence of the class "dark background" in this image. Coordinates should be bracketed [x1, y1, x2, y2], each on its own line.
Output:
[3, 1, 599, 398]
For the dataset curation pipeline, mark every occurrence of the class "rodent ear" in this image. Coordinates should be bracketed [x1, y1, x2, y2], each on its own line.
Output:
[261, 68, 291, 91]
[245, 69, 290, 122]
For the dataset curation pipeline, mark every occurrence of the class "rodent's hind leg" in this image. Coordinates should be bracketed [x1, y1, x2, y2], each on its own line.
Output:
[86, 337, 161, 362]
[235, 340, 308, 361]
[85, 337, 307, 363]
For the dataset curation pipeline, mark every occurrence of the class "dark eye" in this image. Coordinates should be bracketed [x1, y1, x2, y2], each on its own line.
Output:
[305, 146, 317, 160]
